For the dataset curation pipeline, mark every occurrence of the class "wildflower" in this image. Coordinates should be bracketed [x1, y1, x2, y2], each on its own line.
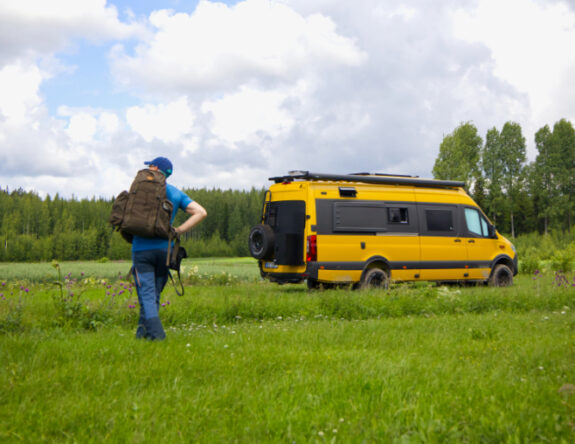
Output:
[318, 431, 324, 437]
[1, 282, 5, 286]
[25, 288, 29, 293]
[186, 343, 191, 347]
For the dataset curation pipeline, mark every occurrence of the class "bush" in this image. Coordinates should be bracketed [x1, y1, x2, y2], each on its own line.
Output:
[550, 243, 575, 272]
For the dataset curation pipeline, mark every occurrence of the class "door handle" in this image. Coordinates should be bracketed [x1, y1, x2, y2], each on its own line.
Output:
[454, 239, 461, 243]
[468, 239, 475, 243]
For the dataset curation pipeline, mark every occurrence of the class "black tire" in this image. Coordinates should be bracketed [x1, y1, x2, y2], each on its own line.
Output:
[248, 224, 275, 259]
[307, 278, 321, 290]
[360, 268, 389, 290]
[488, 264, 513, 287]
[307, 279, 338, 290]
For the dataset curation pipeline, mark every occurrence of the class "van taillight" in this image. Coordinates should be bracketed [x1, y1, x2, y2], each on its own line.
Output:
[306, 235, 317, 262]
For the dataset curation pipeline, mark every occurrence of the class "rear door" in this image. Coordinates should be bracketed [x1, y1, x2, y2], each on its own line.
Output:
[265, 200, 306, 265]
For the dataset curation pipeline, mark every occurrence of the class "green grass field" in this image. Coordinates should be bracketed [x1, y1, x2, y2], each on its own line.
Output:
[1, 259, 575, 442]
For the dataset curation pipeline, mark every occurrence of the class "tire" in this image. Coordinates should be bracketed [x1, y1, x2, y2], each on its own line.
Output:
[307, 278, 321, 290]
[248, 224, 275, 259]
[360, 268, 389, 290]
[307, 279, 338, 290]
[488, 264, 513, 287]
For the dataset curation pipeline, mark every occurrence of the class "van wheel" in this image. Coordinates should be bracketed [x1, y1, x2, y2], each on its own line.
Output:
[488, 264, 513, 287]
[307, 279, 336, 290]
[248, 224, 275, 259]
[360, 268, 389, 290]
[307, 278, 320, 290]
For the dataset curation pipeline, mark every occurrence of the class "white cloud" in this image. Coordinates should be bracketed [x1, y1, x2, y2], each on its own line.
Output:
[453, 0, 575, 151]
[126, 98, 196, 143]
[110, 0, 366, 95]
[0, 0, 144, 65]
[0, 61, 46, 124]
[201, 85, 295, 143]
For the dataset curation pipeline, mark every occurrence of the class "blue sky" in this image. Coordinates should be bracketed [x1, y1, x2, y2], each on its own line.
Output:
[1, 0, 574, 198]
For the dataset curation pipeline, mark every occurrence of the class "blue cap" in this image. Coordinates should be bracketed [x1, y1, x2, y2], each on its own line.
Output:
[144, 157, 173, 177]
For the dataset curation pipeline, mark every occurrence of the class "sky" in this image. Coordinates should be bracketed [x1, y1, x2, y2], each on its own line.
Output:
[1, 0, 574, 199]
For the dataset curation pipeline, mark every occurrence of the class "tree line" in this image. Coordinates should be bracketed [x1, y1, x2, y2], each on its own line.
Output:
[0, 187, 265, 262]
[433, 118, 575, 237]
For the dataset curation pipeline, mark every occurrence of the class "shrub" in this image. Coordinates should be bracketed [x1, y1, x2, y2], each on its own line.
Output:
[550, 243, 575, 273]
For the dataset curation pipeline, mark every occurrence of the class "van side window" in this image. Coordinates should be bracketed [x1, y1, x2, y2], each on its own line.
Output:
[464, 208, 490, 237]
[388, 207, 408, 224]
[333, 202, 386, 232]
[425, 209, 454, 232]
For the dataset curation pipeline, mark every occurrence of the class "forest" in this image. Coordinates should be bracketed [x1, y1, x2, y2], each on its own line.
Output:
[0, 187, 264, 262]
[1, 117, 573, 262]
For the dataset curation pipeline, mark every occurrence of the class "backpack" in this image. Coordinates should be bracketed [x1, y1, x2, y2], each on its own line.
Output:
[109, 168, 174, 243]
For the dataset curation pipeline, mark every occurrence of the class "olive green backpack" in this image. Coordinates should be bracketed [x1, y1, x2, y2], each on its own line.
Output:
[109, 168, 173, 243]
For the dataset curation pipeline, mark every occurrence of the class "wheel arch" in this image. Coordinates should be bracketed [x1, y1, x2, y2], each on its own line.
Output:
[360, 256, 391, 281]
[489, 254, 517, 279]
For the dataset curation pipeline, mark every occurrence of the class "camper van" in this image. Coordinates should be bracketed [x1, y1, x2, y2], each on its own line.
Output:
[248, 171, 517, 289]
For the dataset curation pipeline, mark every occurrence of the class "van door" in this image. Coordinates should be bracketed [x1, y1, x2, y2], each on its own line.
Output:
[462, 207, 497, 280]
[418, 204, 468, 281]
[265, 200, 306, 265]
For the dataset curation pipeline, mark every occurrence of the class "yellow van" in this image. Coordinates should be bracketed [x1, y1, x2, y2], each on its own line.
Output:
[248, 171, 517, 289]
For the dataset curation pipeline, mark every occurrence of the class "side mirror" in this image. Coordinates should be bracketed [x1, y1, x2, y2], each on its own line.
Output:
[488, 224, 497, 238]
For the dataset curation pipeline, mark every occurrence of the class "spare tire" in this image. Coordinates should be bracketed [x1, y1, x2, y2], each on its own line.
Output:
[248, 224, 275, 259]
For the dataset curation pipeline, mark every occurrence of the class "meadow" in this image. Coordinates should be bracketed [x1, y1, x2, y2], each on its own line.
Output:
[1, 258, 574, 442]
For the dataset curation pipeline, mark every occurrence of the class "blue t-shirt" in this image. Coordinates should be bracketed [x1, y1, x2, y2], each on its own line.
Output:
[132, 184, 193, 252]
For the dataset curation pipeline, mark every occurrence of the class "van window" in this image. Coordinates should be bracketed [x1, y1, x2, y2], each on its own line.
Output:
[425, 209, 454, 232]
[388, 207, 408, 224]
[464, 208, 490, 237]
[333, 202, 386, 232]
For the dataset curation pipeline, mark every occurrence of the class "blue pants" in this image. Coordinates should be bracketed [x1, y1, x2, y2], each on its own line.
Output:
[132, 249, 169, 340]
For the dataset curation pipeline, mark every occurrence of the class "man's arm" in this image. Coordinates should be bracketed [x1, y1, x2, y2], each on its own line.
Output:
[174, 201, 207, 235]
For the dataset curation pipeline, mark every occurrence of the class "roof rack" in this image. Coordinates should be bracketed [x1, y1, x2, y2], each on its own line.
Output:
[268, 171, 465, 188]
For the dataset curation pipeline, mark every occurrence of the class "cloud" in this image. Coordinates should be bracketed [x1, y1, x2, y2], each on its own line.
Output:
[0, 0, 143, 65]
[110, 0, 366, 96]
[126, 98, 196, 143]
[452, 0, 575, 152]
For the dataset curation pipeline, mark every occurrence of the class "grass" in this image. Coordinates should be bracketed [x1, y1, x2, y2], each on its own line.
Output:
[1, 261, 575, 442]
[0, 257, 261, 283]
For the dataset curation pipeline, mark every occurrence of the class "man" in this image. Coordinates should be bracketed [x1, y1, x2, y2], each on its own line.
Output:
[132, 156, 207, 340]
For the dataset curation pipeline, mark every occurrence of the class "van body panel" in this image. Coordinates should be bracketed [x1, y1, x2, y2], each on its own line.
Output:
[251, 172, 517, 286]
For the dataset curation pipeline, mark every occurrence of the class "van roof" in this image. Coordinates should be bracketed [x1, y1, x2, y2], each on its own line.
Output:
[269, 171, 466, 189]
